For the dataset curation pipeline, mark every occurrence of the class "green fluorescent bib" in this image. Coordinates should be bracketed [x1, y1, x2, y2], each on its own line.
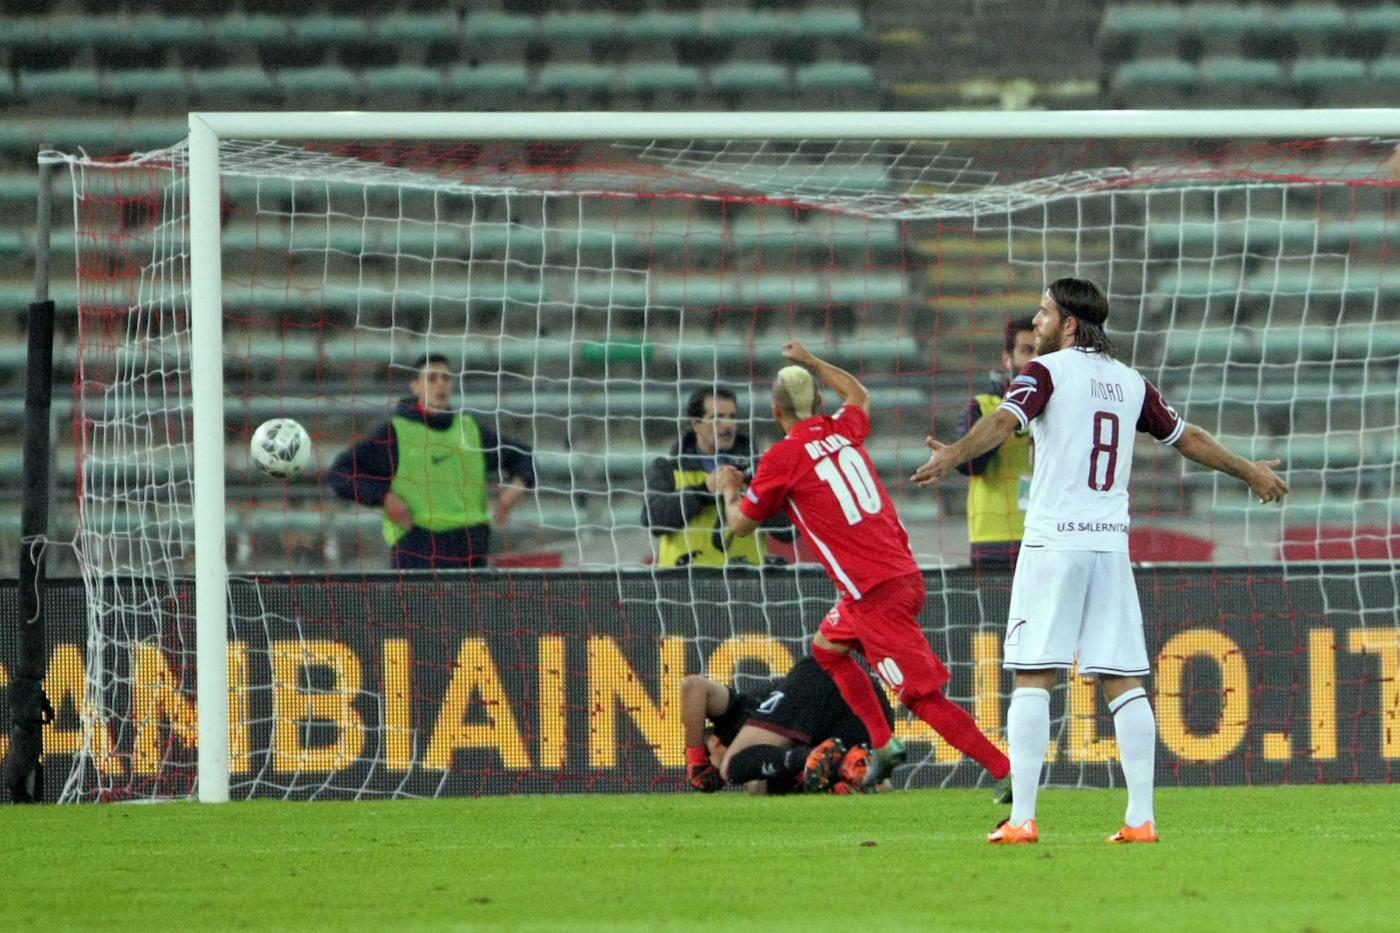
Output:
[385, 414, 488, 545]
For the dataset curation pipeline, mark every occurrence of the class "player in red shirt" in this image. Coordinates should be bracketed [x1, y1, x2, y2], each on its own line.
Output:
[718, 340, 1011, 792]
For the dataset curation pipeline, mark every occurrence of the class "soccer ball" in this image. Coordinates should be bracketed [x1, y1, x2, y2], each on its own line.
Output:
[250, 418, 312, 478]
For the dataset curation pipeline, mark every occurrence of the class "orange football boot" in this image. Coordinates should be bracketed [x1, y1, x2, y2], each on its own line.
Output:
[987, 818, 1039, 844]
[1107, 821, 1159, 844]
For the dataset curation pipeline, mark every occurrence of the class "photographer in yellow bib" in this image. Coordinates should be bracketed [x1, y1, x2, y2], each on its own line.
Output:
[329, 354, 535, 569]
[957, 317, 1036, 572]
[642, 385, 791, 567]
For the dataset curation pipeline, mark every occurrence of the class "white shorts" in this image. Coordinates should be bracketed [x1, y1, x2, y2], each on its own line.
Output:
[1003, 548, 1150, 677]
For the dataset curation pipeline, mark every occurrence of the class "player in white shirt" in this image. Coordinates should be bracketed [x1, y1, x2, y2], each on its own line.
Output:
[912, 277, 1289, 845]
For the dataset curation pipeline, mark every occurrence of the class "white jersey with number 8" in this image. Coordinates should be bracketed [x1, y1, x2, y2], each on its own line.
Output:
[998, 347, 1183, 552]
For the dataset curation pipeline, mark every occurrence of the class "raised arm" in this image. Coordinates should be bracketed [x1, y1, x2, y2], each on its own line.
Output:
[782, 339, 869, 413]
[1173, 423, 1289, 503]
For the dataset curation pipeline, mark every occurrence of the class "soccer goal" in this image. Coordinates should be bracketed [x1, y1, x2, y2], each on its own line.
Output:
[39, 110, 1400, 803]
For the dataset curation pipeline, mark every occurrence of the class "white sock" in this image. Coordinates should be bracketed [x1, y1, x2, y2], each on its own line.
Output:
[1109, 687, 1156, 828]
[1006, 687, 1050, 826]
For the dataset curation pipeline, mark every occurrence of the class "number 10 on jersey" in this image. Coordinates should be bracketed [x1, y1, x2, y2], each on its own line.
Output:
[814, 447, 883, 524]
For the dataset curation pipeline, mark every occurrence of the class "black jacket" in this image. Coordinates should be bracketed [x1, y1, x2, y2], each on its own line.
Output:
[957, 372, 1010, 478]
[640, 431, 792, 538]
[327, 398, 535, 514]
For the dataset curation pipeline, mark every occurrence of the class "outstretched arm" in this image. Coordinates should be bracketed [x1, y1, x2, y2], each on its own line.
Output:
[782, 339, 869, 413]
[1173, 423, 1289, 503]
[911, 408, 1020, 486]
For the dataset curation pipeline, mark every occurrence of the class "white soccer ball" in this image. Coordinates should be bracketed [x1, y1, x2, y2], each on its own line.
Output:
[250, 418, 312, 479]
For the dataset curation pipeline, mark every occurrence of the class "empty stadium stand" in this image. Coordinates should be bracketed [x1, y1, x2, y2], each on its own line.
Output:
[0, 1, 1397, 572]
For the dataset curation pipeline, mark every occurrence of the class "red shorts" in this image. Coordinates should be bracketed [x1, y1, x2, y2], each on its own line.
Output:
[818, 572, 949, 702]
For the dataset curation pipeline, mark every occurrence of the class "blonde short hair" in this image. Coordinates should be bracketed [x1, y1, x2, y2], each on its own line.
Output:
[774, 365, 816, 419]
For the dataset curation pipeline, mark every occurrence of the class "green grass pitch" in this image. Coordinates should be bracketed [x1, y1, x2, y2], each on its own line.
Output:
[5, 785, 1397, 931]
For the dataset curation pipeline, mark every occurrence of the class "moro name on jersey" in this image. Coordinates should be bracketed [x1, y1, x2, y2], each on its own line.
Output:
[1088, 378, 1125, 402]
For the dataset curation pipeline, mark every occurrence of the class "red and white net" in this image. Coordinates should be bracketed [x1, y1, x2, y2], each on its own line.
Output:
[43, 134, 1399, 801]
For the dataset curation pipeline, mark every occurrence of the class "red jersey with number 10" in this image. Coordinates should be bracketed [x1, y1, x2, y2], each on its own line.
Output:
[740, 405, 918, 600]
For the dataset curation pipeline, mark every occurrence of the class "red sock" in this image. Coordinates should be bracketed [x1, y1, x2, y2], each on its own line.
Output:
[811, 643, 894, 748]
[908, 691, 1010, 779]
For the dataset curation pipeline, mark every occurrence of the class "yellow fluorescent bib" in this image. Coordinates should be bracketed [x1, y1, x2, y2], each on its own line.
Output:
[656, 468, 765, 567]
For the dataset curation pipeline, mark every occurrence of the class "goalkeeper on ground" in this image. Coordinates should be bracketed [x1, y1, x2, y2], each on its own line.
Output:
[682, 655, 895, 795]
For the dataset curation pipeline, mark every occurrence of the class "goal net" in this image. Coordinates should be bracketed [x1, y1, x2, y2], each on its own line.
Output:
[43, 115, 1399, 802]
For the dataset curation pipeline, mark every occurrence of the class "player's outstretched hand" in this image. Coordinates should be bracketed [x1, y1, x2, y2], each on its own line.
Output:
[781, 339, 816, 365]
[1248, 458, 1289, 504]
[687, 759, 725, 793]
[910, 435, 955, 487]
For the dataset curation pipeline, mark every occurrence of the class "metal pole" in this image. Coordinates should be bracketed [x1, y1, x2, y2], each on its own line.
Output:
[3, 152, 57, 803]
[189, 116, 230, 804]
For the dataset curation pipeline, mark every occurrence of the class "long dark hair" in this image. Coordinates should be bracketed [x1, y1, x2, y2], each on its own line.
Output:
[1047, 277, 1115, 358]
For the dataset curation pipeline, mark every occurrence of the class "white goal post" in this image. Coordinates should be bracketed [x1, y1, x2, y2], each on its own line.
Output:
[158, 109, 1400, 802]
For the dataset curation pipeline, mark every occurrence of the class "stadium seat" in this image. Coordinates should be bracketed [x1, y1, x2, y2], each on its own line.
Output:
[795, 62, 877, 91]
[1153, 268, 1246, 301]
[1275, 3, 1349, 57]
[1354, 5, 1400, 55]
[292, 15, 371, 48]
[292, 15, 391, 68]
[0, 174, 36, 205]
[125, 15, 206, 49]
[709, 62, 789, 93]
[1259, 327, 1345, 361]
[461, 12, 536, 59]
[361, 66, 441, 104]
[1369, 56, 1400, 83]
[1161, 328, 1247, 364]
[214, 13, 291, 48]
[1146, 215, 1316, 253]
[793, 8, 865, 39]
[278, 66, 361, 106]
[0, 229, 22, 258]
[1112, 58, 1198, 87]
[18, 68, 102, 101]
[443, 64, 530, 100]
[105, 69, 190, 105]
[622, 10, 698, 57]
[536, 63, 615, 94]
[189, 68, 280, 105]
[92, 16, 202, 70]
[1185, 4, 1272, 57]
[1291, 57, 1369, 105]
[704, 10, 788, 48]
[619, 63, 702, 98]
[1215, 433, 1360, 470]
[1199, 56, 1293, 105]
[377, 13, 460, 67]
[1199, 55, 1285, 84]
[1109, 59, 1197, 106]
[538, 12, 619, 42]
[1098, 5, 1187, 59]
